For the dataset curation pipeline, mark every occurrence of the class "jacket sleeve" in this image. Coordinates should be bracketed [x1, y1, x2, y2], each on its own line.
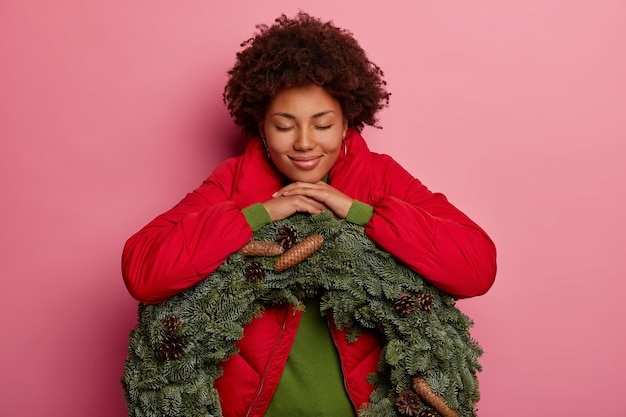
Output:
[364, 155, 496, 299]
[121, 158, 253, 304]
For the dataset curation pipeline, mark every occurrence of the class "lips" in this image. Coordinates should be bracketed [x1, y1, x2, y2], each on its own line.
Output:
[289, 155, 322, 170]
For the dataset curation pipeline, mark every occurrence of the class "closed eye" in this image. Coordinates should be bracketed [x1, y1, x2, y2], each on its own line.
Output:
[275, 126, 293, 132]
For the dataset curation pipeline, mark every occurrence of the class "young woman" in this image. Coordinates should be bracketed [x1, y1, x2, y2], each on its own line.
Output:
[122, 12, 496, 416]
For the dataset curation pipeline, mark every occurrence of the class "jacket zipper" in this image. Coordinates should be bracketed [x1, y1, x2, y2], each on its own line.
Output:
[245, 306, 290, 417]
[327, 315, 359, 413]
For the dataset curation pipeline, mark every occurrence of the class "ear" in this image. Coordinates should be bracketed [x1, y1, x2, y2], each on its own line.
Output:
[342, 117, 348, 139]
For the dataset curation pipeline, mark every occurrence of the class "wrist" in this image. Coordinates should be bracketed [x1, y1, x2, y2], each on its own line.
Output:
[242, 203, 272, 231]
[345, 200, 373, 226]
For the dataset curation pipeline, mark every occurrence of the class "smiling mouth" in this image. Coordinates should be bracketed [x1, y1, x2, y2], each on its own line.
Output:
[289, 155, 322, 170]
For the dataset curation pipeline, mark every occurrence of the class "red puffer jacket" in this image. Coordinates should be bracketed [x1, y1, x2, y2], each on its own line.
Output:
[122, 129, 497, 416]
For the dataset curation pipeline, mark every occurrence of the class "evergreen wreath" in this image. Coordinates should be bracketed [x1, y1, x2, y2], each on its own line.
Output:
[122, 211, 483, 417]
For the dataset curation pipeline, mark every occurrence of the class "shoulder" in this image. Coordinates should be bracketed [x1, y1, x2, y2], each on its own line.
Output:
[362, 149, 415, 184]
[349, 130, 409, 172]
[350, 143, 428, 201]
[202, 156, 240, 188]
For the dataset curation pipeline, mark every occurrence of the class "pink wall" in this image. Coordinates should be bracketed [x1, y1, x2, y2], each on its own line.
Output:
[1, 1, 624, 415]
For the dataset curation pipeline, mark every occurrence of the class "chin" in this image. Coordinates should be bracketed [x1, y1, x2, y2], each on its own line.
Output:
[289, 173, 324, 183]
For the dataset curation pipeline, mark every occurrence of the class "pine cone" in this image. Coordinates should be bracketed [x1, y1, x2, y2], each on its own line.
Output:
[274, 234, 324, 272]
[245, 261, 266, 282]
[396, 390, 421, 416]
[160, 334, 185, 360]
[162, 314, 182, 334]
[239, 241, 284, 256]
[416, 293, 434, 311]
[276, 225, 299, 250]
[418, 408, 439, 417]
[412, 377, 459, 417]
[394, 293, 416, 316]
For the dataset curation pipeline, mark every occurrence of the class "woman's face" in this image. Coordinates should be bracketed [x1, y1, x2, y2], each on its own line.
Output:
[260, 84, 347, 183]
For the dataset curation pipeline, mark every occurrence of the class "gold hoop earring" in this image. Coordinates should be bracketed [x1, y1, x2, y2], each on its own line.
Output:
[342, 137, 347, 157]
[261, 137, 271, 160]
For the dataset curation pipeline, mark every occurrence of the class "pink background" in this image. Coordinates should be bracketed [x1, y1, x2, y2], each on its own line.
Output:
[1, 1, 624, 416]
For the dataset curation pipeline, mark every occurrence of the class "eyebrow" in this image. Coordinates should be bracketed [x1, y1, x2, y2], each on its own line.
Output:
[270, 110, 336, 119]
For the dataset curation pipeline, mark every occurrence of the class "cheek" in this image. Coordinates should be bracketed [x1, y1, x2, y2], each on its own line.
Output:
[265, 136, 291, 154]
[322, 137, 343, 153]
[318, 127, 344, 151]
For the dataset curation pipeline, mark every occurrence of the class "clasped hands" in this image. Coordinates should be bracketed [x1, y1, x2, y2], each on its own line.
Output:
[262, 181, 353, 222]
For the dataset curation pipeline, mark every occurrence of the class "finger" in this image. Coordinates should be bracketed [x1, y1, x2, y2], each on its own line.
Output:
[295, 188, 353, 218]
[289, 195, 328, 212]
[272, 181, 326, 197]
[263, 195, 329, 221]
[276, 184, 331, 200]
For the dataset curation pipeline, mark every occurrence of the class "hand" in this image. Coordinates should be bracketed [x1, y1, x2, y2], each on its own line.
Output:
[266, 181, 354, 221]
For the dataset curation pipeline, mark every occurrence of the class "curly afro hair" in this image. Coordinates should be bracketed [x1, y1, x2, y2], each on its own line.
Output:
[223, 12, 391, 137]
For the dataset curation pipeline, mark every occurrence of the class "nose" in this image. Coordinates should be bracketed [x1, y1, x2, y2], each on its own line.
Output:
[293, 128, 315, 151]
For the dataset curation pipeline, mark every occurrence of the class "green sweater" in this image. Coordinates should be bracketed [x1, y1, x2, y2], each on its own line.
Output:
[264, 296, 355, 415]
